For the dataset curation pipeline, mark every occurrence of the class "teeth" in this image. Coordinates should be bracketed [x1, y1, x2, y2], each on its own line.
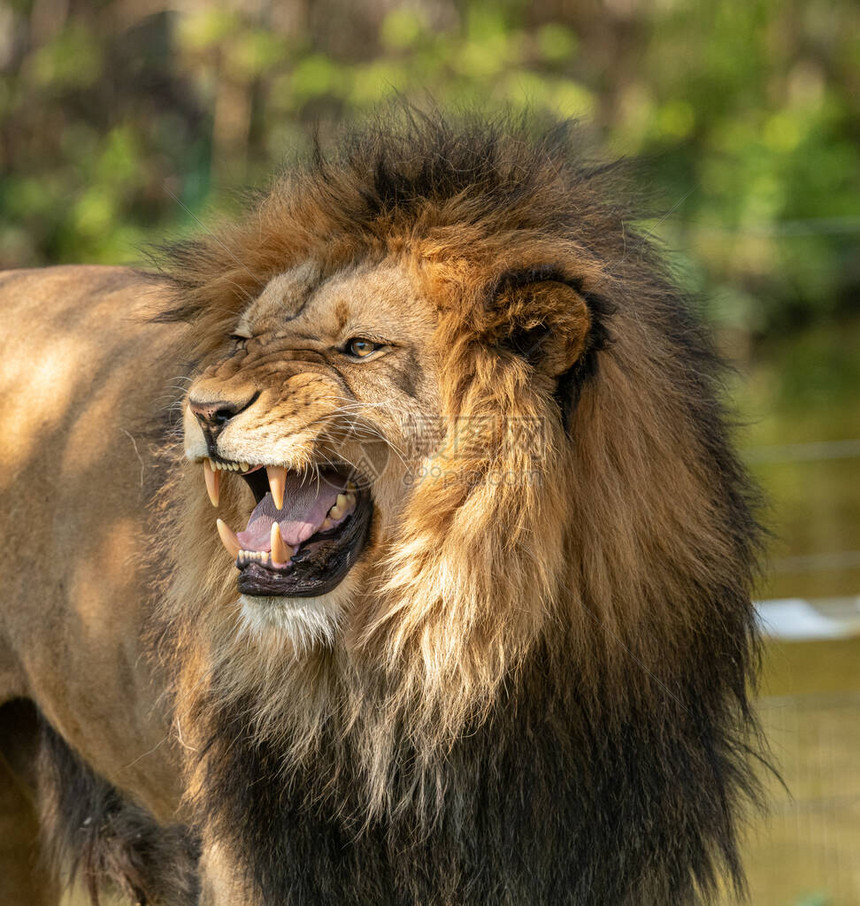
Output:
[233, 528, 295, 570]
[203, 459, 221, 507]
[207, 459, 257, 475]
[329, 493, 349, 521]
[238, 549, 285, 567]
[327, 490, 357, 524]
[209, 460, 246, 472]
[216, 519, 240, 559]
[267, 466, 287, 510]
[270, 522, 293, 566]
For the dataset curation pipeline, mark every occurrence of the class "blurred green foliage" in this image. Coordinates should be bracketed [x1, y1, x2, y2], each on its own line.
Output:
[0, 0, 857, 337]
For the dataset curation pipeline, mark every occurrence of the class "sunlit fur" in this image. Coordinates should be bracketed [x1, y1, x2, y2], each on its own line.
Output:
[156, 111, 765, 904]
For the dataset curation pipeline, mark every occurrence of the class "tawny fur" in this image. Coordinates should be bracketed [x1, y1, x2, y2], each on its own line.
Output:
[154, 113, 765, 904]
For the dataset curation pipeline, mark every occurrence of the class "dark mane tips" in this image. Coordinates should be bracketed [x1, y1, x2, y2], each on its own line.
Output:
[152, 109, 642, 331]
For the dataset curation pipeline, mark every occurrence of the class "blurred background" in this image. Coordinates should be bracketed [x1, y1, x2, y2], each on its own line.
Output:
[0, 0, 858, 902]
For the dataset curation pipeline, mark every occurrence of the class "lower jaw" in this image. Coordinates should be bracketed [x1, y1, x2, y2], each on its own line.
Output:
[237, 561, 352, 598]
[236, 497, 373, 599]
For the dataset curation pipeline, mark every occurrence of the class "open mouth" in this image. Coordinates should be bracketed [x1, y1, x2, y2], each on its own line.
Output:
[203, 459, 373, 598]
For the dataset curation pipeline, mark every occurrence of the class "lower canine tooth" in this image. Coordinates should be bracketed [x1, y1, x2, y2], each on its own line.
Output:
[270, 522, 292, 565]
[216, 519, 240, 559]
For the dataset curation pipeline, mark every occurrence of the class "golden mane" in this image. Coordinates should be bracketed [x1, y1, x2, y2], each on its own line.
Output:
[156, 112, 764, 903]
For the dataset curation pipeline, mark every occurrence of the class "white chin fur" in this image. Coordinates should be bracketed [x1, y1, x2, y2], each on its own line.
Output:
[238, 590, 344, 652]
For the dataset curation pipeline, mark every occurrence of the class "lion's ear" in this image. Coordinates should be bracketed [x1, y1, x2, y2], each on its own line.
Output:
[497, 280, 591, 378]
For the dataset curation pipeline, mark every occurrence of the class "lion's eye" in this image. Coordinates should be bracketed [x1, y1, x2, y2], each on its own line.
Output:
[344, 337, 382, 359]
[230, 334, 249, 350]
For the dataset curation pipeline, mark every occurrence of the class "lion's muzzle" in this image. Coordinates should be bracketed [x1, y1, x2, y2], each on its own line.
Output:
[202, 459, 374, 599]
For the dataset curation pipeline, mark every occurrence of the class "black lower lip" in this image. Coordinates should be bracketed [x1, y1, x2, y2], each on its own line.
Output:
[236, 496, 373, 599]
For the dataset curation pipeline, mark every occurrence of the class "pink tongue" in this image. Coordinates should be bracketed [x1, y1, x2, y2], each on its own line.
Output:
[236, 471, 344, 551]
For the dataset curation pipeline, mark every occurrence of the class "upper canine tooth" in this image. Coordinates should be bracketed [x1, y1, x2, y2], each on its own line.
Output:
[267, 466, 287, 510]
[216, 518, 241, 560]
[203, 459, 221, 507]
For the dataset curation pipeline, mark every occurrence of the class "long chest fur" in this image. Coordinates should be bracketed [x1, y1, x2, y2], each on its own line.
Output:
[196, 655, 752, 906]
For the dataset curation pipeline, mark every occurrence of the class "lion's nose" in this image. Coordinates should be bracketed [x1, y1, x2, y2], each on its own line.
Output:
[188, 392, 258, 437]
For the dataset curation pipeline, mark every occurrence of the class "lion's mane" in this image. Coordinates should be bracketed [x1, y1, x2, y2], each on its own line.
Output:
[158, 113, 764, 904]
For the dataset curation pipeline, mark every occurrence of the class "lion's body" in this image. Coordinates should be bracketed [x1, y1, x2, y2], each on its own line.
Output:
[0, 267, 187, 901]
[0, 117, 764, 905]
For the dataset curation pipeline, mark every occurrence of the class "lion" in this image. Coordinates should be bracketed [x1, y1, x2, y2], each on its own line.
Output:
[0, 113, 765, 905]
